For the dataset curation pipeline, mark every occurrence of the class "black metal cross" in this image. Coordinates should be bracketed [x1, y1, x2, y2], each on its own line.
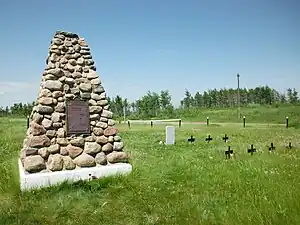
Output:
[225, 146, 233, 159]
[205, 135, 213, 143]
[248, 144, 256, 155]
[188, 135, 195, 143]
[222, 134, 229, 143]
[268, 142, 276, 151]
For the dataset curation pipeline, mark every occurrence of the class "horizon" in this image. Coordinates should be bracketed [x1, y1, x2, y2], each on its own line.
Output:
[0, 0, 299, 107]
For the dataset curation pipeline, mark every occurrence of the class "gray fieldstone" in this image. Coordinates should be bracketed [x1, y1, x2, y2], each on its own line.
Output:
[55, 103, 65, 112]
[44, 115, 51, 119]
[106, 151, 128, 163]
[48, 144, 60, 154]
[95, 152, 107, 165]
[43, 80, 63, 91]
[96, 121, 107, 129]
[77, 58, 85, 65]
[67, 144, 83, 158]
[89, 99, 97, 106]
[38, 147, 50, 159]
[85, 59, 94, 66]
[93, 85, 104, 93]
[113, 141, 124, 151]
[114, 135, 122, 142]
[65, 94, 75, 99]
[70, 137, 85, 147]
[102, 143, 113, 153]
[89, 106, 102, 114]
[74, 45, 81, 52]
[21, 147, 38, 156]
[85, 135, 95, 142]
[90, 114, 100, 120]
[60, 146, 69, 156]
[28, 135, 51, 148]
[84, 142, 101, 155]
[91, 93, 101, 100]
[80, 92, 91, 99]
[91, 78, 100, 85]
[56, 128, 66, 138]
[65, 77, 75, 85]
[51, 112, 61, 123]
[37, 105, 54, 114]
[24, 155, 46, 173]
[58, 76, 66, 82]
[47, 68, 64, 77]
[69, 59, 77, 66]
[72, 72, 82, 78]
[63, 156, 76, 170]
[108, 136, 114, 143]
[98, 100, 109, 107]
[101, 109, 113, 118]
[93, 127, 104, 136]
[79, 83, 92, 92]
[104, 127, 117, 136]
[70, 87, 80, 94]
[86, 71, 98, 79]
[50, 137, 56, 145]
[48, 154, 63, 171]
[83, 54, 92, 59]
[64, 84, 70, 92]
[73, 153, 95, 167]
[57, 97, 64, 102]
[99, 92, 106, 99]
[46, 130, 56, 138]
[32, 113, 43, 123]
[44, 74, 56, 80]
[100, 117, 108, 122]
[57, 138, 69, 146]
[53, 122, 63, 129]
[30, 121, 46, 136]
[53, 38, 63, 45]
[52, 91, 63, 98]
[108, 119, 115, 126]
[42, 118, 52, 129]
[96, 135, 108, 144]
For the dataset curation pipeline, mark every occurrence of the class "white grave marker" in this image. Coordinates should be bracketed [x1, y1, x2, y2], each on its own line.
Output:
[165, 126, 175, 145]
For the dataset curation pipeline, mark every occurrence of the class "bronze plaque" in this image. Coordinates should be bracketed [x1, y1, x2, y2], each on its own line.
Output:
[66, 99, 91, 135]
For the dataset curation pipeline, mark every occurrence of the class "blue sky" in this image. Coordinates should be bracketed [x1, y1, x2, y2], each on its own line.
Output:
[0, 0, 299, 107]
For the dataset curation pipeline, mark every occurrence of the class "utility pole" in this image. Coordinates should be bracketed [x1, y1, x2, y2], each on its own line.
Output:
[237, 73, 240, 119]
[123, 105, 126, 123]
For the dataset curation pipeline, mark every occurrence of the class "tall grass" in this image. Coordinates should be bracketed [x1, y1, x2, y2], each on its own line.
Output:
[0, 111, 300, 224]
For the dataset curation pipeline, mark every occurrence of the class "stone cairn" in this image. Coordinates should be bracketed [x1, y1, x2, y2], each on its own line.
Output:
[20, 31, 129, 173]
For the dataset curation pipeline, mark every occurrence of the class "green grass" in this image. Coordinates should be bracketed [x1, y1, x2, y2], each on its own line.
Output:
[174, 105, 300, 126]
[1, 116, 300, 225]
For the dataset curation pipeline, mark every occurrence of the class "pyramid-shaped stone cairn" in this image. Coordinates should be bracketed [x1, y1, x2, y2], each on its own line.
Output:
[20, 31, 129, 173]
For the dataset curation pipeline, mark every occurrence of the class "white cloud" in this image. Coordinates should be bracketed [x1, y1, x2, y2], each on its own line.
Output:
[0, 81, 40, 107]
[155, 49, 176, 54]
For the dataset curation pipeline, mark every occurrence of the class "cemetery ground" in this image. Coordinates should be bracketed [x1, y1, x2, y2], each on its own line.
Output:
[1, 116, 300, 225]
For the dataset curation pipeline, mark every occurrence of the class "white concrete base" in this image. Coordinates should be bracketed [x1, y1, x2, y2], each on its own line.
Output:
[18, 159, 132, 191]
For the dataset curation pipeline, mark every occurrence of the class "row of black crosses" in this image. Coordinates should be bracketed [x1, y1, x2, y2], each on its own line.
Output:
[187, 134, 294, 159]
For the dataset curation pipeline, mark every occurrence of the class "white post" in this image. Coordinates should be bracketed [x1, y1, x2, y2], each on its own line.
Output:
[165, 126, 175, 145]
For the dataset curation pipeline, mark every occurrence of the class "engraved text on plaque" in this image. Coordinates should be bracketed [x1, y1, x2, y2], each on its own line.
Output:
[66, 99, 91, 135]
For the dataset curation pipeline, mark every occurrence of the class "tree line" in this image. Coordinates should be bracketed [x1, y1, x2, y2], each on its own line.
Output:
[0, 86, 298, 119]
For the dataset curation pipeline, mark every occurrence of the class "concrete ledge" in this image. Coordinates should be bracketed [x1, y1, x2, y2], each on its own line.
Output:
[18, 159, 132, 191]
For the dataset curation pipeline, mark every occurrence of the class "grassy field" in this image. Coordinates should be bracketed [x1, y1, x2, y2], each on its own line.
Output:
[172, 105, 300, 127]
[1, 116, 300, 225]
